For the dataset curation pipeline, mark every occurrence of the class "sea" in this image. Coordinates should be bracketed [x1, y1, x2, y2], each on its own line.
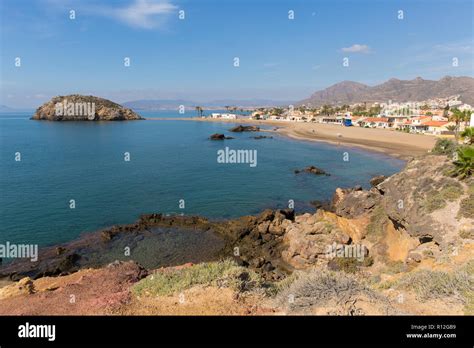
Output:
[0, 110, 405, 247]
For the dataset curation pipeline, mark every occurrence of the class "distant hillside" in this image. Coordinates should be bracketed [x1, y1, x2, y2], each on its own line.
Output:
[122, 99, 198, 110]
[123, 99, 294, 110]
[0, 104, 14, 112]
[299, 76, 474, 106]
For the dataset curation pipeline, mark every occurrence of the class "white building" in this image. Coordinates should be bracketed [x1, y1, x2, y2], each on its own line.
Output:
[210, 113, 238, 119]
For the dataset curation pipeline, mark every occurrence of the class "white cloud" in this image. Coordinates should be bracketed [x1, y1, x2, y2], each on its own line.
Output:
[433, 42, 472, 53]
[341, 44, 371, 54]
[112, 0, 178, 29]
[46, 0, 178, 30]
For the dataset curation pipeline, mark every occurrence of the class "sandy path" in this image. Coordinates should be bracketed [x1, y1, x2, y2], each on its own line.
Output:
[146, 117, 437, 159]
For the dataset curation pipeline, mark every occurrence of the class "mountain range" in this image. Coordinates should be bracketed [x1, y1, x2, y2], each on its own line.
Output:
[298, 76, 474, 106]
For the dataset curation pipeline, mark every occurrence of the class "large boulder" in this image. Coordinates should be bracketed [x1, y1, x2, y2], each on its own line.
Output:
[209, 133, 233, 140]
[229, 125, 260, 132]
[331, 188, 381, 218]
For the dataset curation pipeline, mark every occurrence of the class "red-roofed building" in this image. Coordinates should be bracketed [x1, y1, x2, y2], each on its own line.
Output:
[424, 121, 454, 135]
[401, 116, 433, 133]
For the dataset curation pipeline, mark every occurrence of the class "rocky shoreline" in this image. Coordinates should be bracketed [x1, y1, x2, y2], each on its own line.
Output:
[0, 154, 472, 315]
[2, 155, 472, 280]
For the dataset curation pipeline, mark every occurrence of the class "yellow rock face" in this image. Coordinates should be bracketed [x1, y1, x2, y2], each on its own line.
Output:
[0, 277, 35, 300]
[384, 221, 419, 261]
[317, 210, 369, 242]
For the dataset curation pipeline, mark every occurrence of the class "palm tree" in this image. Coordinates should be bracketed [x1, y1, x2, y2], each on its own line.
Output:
[451, 145, 474, 179]
[321, 104, 331, 116]
[462, 110, 471, 127]
[195, 106, 204, 117]
[449, 108, 465, 141]
[446, 125, 457, 133]
[461, 127, 474, 144]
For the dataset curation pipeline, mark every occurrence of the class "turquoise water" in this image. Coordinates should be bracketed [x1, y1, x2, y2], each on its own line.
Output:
[0, 111, 405, 247]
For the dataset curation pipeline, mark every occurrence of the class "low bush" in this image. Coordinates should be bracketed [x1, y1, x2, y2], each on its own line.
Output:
[431, 138, 458, 156]
[458, 193, 474, 219]
[390, 262, 473, 303]
[132, 259, 262, 297]
[274, 270, 388, 314]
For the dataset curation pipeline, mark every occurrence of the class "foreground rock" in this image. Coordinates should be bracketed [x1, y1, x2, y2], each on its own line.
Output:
[229, 125, 260, 132]
[0, 261, 147, 315]
[31, 95, 143, 121]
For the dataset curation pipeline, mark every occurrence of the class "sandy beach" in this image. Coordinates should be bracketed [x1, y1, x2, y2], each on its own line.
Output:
[146, 117, 438, 159]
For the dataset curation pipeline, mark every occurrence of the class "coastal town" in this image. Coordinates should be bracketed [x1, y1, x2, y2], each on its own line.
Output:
[207, 95, 474, 138]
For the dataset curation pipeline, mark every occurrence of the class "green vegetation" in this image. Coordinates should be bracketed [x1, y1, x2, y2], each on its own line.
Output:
[423, 194, 447, 212]
[274, 270, 385, 314]
[132, 259, 262, 297]
[271, 107, 285, 116]
[459, 229, 473, 239]
[451, 146, 474, 179]
[387, 262, 473, 304]
[458, 192, 474, 219]
[366, 205, 388, 239]
[422, 181, 464, 213]
[449, 108, 471, 140]
[330, 255, 374, 273]
[266, 271, 302, 297]
[382, 260, 406, 275]
[431, 138, 458, 156]
[195, 106, 204, 117]
[440, 183, 464, 200]
[422, 249, 434, 258]
[461, 127, 474, 145]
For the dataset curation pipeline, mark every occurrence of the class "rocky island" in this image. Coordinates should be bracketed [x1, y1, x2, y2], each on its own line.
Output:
[31, 95, 143, 121]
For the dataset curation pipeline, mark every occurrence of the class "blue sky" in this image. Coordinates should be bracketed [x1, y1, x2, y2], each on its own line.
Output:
[1, 0, 473, 107]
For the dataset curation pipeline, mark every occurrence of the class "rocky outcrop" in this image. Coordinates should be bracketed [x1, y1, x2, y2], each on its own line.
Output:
[280, 154, 472, 268]
[332, 187, 380, 218]
[377, 155, 470, 245]
[370, 175, 387, 187]
[31, 95, 143, 121]
[229, 125, 260, 132]
[330, 155, 473, 264]
[294, 166, 330, 176]
[209, 133, 234, 140]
